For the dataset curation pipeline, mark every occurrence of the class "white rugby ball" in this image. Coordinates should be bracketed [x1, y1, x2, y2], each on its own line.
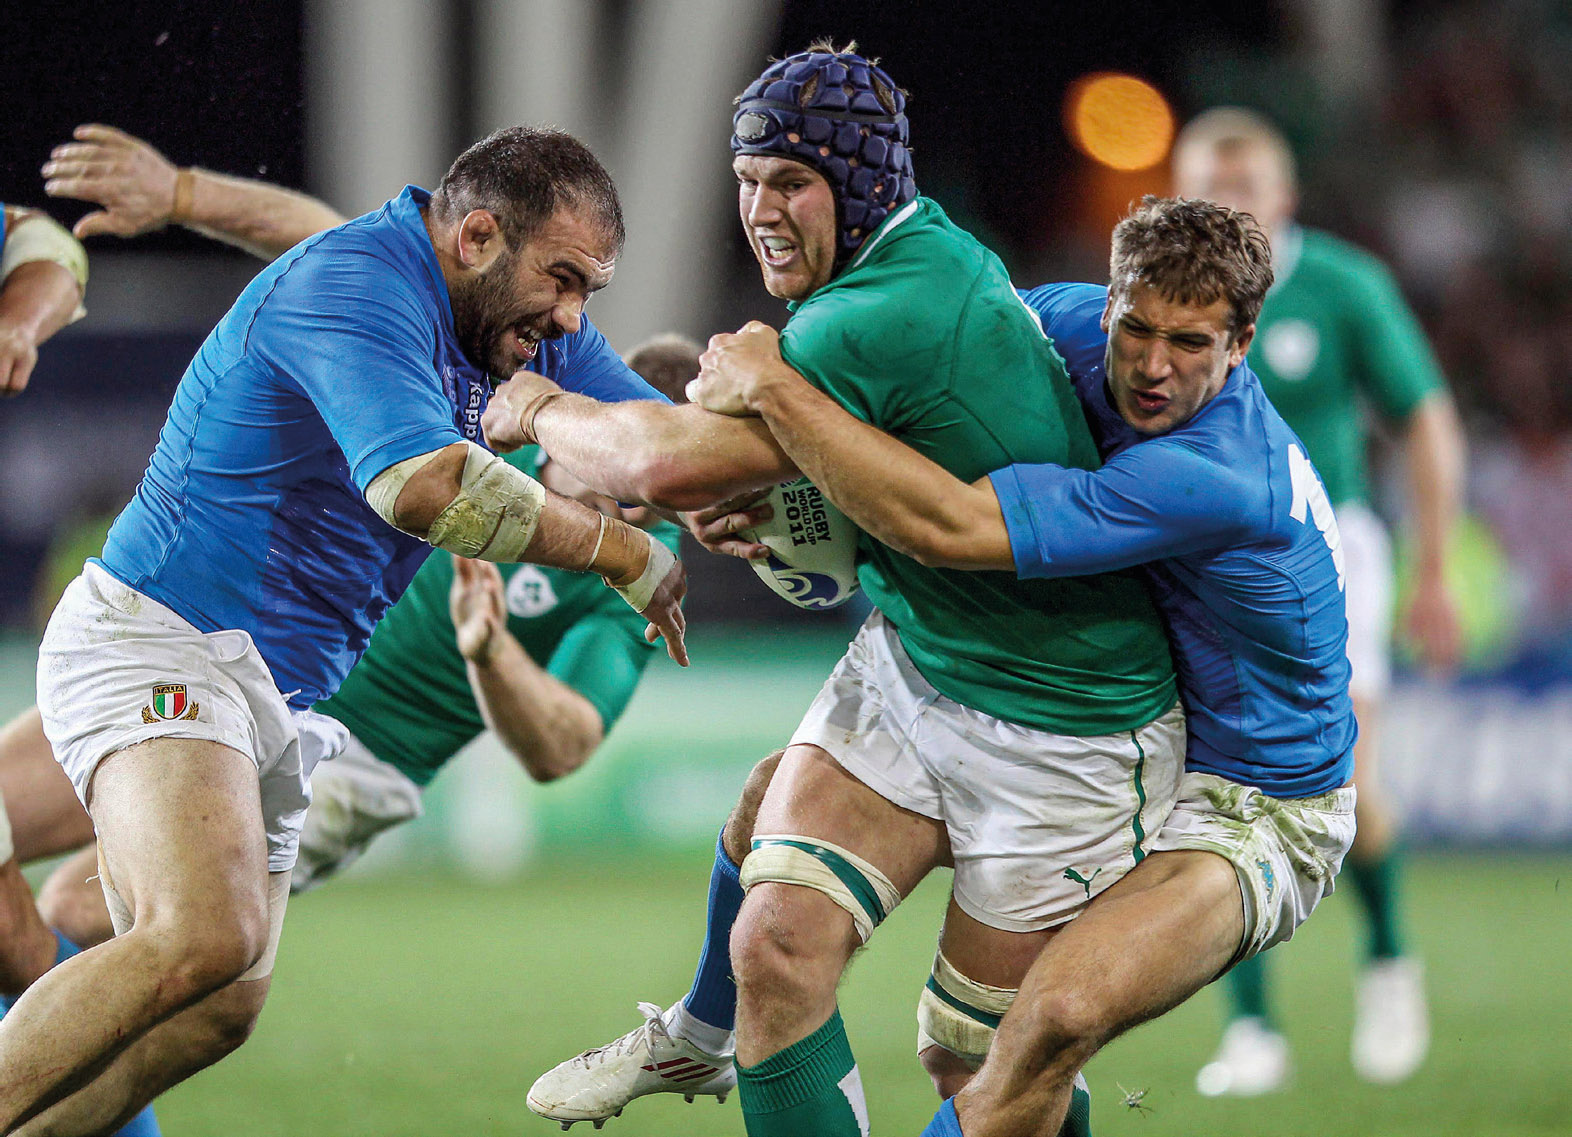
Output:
[743, 477, 861, 610]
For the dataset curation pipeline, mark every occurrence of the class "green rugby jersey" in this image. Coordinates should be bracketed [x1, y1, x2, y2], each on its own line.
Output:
[781, 197, 1175, 735]
[1249, 225, 1444, 505]
[315, 447, 680, 786]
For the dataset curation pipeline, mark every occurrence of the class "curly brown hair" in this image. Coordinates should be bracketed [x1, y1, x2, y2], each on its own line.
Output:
[1109, 196, 1274, 340]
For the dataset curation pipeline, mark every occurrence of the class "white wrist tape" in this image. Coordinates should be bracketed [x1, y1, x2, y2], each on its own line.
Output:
[366, 441, 546, 560]
[2, 210, 88, 320]
[613, 531, 677, 612]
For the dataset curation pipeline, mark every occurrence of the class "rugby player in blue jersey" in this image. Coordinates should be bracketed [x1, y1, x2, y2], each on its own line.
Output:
[670, 197, 1359, 1136]
[0, 127, 687, 1135]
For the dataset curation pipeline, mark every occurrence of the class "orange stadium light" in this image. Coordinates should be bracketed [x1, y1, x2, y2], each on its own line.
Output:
[1064, 72, 1176, 172]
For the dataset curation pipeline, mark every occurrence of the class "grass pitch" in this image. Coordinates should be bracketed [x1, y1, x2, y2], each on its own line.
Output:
[157, 850, 1572, 1136]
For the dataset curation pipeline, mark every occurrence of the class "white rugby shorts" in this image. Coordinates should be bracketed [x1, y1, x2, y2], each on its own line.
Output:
[37, 563, 347, 873]
[1149, 771, 1357, 962]
[1337, 501, 1395, 700]
[791, 613, 1186, 932]
[291, 728, 424, 893]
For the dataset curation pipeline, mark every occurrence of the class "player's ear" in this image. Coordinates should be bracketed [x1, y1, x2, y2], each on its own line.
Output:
[1229, 322, 1256, 366]
[457, 209, 506, 272]
[1099, 290, 1118, 334]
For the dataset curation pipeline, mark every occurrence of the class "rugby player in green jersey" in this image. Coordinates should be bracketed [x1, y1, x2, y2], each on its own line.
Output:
[495, 43, 1181, 1137]
[1174, 107, 1467, 1093]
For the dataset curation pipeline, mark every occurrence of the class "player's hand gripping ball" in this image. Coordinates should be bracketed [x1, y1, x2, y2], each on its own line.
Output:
[742, 477, 860, 609]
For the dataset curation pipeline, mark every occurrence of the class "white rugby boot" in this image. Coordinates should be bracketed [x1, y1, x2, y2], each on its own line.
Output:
[527, 1001, 735, 1129]
[1352, 956, 1429, 1083]
[1194, 1016, 1291, 1097]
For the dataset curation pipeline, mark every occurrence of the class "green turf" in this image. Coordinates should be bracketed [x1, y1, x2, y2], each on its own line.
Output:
[153, 850, 1572, 1136]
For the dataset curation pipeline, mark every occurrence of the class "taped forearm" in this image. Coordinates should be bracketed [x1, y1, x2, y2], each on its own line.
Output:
[1, 211, 87, 322]
[366, 442, 546, 561]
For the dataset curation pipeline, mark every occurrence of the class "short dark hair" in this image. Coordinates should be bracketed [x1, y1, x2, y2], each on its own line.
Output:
[1109, 196, 1274, 339]
[431, 126, 625, 252]
[624, 333, 702, 404]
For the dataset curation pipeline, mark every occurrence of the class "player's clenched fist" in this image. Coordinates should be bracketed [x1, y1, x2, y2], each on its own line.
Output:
[686, 321, 791, 417]
[43, 125, 180, 240]
[483, 369, 565, 453]
[0, 321, 40, 398]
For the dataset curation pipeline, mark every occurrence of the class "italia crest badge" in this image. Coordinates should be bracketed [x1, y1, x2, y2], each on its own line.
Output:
[142, 683, 199, 724]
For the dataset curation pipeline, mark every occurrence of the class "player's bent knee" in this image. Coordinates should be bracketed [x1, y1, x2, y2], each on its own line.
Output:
[184, 979, 272, 1065]
[919, 1044, 977, 1100]
[916, 950, 1018, 1072]
[740, 834, 902, 945]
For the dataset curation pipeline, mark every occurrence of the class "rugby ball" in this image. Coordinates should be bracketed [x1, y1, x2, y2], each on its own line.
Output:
[743, 477, 861, 610]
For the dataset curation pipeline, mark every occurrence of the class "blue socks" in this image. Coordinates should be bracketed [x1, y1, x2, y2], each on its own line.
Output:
[921, 1098, 964, 1137]
[3, 932, 161, 1137]
[919, 1078, 1093, 1136]
[682, 828, 745, 1031]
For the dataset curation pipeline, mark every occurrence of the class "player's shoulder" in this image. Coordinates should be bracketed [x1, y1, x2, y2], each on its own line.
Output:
[1296, 226, 1397, 287]
[789, 201, 1019, 353]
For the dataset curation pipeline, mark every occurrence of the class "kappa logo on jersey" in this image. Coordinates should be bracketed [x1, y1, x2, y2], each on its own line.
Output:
[441, 364, 488, 443]
[1262, 320, 1320, 381]
[505, 565, 560, 618]
[141, 683, 199, 723]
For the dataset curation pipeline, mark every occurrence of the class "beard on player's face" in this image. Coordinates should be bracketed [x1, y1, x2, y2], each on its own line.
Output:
[451, 245, 557, 380]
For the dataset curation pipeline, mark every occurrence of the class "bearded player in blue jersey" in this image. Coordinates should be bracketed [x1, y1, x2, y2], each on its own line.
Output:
[616, 197, 1355, 1137]
[1, 127, 687, 1136]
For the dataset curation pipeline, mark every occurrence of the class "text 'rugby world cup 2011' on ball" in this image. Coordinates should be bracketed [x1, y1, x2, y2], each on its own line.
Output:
[742, 478, 860, 610]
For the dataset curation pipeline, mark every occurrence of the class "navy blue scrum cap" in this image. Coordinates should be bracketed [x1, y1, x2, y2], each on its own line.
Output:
[731, 45, 917, 268]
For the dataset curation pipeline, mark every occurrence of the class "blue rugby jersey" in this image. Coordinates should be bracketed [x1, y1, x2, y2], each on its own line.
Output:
[98, 186, 661, 709]
[992, 283, 1355, 797]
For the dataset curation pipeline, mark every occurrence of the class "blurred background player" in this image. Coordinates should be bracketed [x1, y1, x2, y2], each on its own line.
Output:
[1173, 106, 1467, 1094]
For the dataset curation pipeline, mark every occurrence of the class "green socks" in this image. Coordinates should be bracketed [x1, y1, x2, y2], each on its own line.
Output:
[1346, 851, 1406, 960]
[1223, 952, 1274, 1025]
[737, 1009, 868, 1137]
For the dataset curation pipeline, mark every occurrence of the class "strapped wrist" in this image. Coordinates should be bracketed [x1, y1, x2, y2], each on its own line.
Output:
[170, 168, 196, 225]
[518, 389, 567, 444]
[588, 516, 651, 587]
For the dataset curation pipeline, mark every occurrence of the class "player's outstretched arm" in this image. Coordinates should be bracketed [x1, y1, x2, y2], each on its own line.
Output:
[370, 441, 688, 665]
[689, 322, 1015, 571]
[43, 125, 345, 260]
[1400, 392, 1466, 672]
[0, 208, 88, 397]
[483, 369, 795, 512]
[449, 557, 604, 780]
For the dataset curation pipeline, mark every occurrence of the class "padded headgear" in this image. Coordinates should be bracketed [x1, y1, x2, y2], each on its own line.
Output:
[731, 46, 917, 268]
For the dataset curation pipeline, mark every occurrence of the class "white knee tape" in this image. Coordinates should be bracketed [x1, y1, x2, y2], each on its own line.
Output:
[238, 871, 291, 982]
[98, 851, 132, 938]
[741, 835, 902, 944]
[0, 784, 13, 863]
[915, 950, 1018, 1069]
